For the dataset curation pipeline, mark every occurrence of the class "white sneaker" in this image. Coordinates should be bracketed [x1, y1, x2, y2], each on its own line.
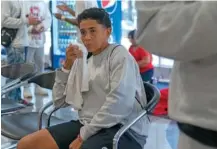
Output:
[23, 88, 32, 98]
[35, 85, 48, 95]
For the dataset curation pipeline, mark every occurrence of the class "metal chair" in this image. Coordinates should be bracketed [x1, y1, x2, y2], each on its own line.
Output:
[113, 82, 160, 149]
[1, 63, 35, 114]
[1, 71, 64, 149]
[2, 73, 160, 149]
[44, 82, 160, 149]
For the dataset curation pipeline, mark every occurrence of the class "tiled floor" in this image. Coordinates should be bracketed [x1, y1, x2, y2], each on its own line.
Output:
[1, 83, 179, 149]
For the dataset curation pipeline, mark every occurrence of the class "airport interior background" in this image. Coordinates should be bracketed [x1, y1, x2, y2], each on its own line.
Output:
[1, 0, 179, 149]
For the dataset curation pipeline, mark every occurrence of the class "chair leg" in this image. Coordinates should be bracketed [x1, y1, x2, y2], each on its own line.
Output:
[1, 110, 22, 116]
[1, 143, 17, 149]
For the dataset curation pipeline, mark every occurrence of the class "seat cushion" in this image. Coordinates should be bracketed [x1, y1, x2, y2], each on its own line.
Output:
[1, 112, 65, 140]
[1, 98, 26, 113]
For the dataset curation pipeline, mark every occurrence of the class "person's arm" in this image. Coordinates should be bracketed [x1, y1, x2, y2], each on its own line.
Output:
[136, 1, 217, 61]
[138, 56, 151, 68]
[52, 68, 69, 107]
[137, 47, 151, 68]
[67, 7, 76, 17]
[52, 44, 82, 106]
[1, 1, 28, 29]
[54, 13, 78, 26]
[80, 46, 139, 141]
[65, 18, 78, 26]
[57, 3, 76, 17]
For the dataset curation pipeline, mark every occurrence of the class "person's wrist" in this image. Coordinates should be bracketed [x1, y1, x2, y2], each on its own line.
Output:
[63, 60, 72, 70]
[77, 135, 83, 142]
[61, 67, 70, 73]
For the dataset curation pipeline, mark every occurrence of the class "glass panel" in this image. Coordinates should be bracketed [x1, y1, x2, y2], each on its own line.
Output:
[152, 55, 160, 67]
[160, 57, 174, 68]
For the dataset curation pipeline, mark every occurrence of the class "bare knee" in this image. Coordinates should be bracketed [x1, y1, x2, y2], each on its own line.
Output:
[17, 129, 58, 149]
[17, 135, 33, 149]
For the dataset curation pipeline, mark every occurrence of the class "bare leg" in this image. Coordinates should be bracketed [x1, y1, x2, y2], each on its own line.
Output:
[17, 129, 59, 149]
[17, 120, 82, 149]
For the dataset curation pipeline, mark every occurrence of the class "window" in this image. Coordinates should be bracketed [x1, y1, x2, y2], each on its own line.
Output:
[160, 57, 174, 68]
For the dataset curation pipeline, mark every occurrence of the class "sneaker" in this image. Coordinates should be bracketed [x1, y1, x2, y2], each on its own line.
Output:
[35, 85, 48, 96]
[23, 88, 32, 98]
[19, 99, 33, 106]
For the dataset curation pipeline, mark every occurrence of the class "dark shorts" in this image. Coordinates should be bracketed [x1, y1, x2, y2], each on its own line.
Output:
[141, 69, 154, 82]
[47, 120, 142, 149]
[178, 122, 217, 147]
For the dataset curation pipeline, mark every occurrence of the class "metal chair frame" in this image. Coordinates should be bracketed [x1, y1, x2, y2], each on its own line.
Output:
[1, 71, 160, 149]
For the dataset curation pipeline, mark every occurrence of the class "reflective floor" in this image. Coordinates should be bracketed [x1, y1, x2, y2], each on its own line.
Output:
[1, 83, 179, 149]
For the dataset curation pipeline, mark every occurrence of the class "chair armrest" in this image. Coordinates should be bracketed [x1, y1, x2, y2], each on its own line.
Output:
[113, 109, 148, 149]
[1, 80, 28, 95]
[1, 73, 36, 95]
[38, 100, 54, 130]
[145, 84, 161, 113]
[113, 83, 160, 149]
[1, 79, 21, 91]
[46, 102, 70, 127]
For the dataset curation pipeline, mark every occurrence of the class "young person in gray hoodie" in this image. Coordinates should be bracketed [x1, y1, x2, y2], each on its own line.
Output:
[1, 1, 41, 105]
[135, 1, 217, 149]
[17, 8, 149, 149]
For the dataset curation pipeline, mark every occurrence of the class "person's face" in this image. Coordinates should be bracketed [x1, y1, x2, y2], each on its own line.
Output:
[79, 19, 111, 53]
[128, 36, 136, 45]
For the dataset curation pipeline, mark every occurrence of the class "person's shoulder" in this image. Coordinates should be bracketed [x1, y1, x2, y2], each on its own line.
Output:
[137, 45, 150, 54]
[109, 44, 135, 62]
[137, 45, 146, 51]
[109, 44, 129, 57]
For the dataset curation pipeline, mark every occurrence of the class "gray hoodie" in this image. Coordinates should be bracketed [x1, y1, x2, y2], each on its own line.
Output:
[136, 1, 217, 131]
[1, 1, 29, 48]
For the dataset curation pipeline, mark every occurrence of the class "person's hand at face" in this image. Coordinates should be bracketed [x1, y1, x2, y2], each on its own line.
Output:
[63, 44, 83, 70]
[69, 135, 83, 149]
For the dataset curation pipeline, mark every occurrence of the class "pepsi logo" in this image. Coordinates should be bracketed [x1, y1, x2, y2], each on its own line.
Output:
[97, 0, 117, 15]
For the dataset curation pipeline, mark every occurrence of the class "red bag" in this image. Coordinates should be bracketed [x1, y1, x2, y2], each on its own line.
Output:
[153, 88, 169, 116]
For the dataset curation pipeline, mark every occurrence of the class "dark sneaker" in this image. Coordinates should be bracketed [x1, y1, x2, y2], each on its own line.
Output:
[19, 99, 33, 106]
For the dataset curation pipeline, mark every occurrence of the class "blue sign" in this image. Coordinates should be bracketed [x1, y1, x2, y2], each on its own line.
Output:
[97, 0, 122, 44]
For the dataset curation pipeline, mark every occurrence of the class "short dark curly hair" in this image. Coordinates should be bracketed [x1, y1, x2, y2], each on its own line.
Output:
[128, 30, 136, 39]
[77, 7, 111, 28]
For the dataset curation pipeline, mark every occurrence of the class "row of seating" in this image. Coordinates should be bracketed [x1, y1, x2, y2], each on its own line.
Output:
[1, 63, 160, 149]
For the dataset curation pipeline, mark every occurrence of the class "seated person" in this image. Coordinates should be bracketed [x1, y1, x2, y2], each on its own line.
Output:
[128, 30, 154, 82]
[17, 8, 149, 149]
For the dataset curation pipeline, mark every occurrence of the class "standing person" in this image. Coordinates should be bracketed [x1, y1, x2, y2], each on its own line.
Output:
[128, 30, 154, 82]
[23, 0, 52, 98]
[1, 0, 41, 105]
[135, 1, 217, 149]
